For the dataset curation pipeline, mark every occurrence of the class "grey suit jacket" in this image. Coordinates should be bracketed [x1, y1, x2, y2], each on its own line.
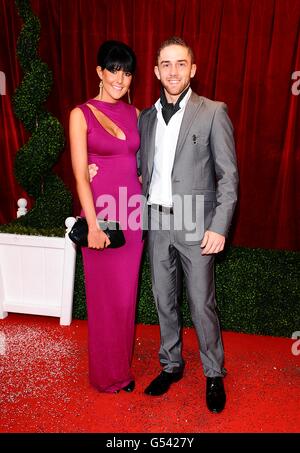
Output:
[138, 92, 239, 240]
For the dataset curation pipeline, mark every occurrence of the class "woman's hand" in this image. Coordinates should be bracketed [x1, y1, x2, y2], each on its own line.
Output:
[88, 223, 111, 250]
[88, 163, 99, 182]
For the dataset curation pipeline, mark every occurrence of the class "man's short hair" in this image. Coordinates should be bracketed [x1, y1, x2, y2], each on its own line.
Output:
[157, 37, 194, 63]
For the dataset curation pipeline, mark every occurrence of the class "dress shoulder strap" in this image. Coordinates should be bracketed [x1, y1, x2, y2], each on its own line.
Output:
[76, 103, 94, 131]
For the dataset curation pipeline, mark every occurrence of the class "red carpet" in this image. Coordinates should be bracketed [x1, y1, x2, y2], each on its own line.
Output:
[0, 314, 299, 433]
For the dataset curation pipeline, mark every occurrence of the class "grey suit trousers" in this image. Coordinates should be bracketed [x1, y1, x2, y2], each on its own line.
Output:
[147, 206, 225, 378]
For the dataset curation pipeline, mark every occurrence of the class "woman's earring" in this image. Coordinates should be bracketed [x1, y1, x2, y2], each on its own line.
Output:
[127, 88, 131, 104]
[99, 80, 103, 99]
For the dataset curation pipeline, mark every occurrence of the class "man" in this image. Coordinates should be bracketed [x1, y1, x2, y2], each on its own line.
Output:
[138, 37, 238, 413]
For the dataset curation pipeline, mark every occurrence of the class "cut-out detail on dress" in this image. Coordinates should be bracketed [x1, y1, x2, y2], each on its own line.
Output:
[86, 103, 126, 141]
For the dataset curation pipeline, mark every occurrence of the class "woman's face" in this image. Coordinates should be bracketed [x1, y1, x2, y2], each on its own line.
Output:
[97, 66, 132, 102]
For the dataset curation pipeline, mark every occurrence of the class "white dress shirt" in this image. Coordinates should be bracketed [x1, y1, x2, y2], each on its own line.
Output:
[148, 88, 192, 207]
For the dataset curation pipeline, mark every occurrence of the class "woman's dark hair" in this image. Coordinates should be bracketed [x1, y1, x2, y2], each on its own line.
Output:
[97, 40, 136, 74]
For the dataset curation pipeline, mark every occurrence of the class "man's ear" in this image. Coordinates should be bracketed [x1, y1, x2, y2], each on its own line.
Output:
[154, 66, 161, 81]
[190, 64, 197, 79]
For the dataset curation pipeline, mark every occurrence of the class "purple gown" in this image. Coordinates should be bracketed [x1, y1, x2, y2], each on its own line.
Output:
[78, 99, 143, 393]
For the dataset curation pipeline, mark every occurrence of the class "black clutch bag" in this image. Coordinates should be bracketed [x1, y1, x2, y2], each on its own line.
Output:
[68, 217, 125, 248]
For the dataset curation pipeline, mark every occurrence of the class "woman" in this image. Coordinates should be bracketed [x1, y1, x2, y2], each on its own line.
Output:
[69, 41, 143, 393]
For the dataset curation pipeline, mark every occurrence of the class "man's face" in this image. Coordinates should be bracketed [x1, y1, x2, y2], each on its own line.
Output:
[154, 44, 196, 102]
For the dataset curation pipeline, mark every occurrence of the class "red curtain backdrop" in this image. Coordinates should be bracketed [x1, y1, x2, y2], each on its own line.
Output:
[0, 0, 299, 250]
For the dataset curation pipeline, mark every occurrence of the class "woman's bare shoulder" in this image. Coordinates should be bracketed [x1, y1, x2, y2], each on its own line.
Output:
[134, 106, 140, 118]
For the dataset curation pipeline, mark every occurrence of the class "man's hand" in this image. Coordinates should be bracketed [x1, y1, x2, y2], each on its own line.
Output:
[88, 163, 98, 182]
[201, 230, 225, 255]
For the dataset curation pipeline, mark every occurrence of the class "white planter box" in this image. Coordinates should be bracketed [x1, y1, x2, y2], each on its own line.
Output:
[0, 217, 76, 326]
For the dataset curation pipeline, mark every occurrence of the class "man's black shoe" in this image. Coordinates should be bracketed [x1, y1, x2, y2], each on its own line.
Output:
[206, 377, 226, 413]
[144, 370, 183, 396]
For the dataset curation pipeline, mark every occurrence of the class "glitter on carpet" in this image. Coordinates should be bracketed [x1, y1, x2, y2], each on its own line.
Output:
[0, 314, 299, 432]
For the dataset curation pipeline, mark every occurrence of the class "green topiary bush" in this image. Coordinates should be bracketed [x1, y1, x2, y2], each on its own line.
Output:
[6, 0, 72, 229]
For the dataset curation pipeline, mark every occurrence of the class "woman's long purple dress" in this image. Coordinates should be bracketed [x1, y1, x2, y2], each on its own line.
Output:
[78, 99, 143, 393]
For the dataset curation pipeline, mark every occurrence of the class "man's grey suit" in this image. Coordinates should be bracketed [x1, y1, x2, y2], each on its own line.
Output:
[138, 92, 239, 377]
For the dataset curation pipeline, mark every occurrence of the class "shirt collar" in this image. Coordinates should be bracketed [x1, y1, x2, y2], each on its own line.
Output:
[155, 86, 192, 112]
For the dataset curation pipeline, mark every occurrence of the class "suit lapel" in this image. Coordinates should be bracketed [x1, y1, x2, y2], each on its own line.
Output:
[146, 109, 158, 176]
[173, 93, 204, 163]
